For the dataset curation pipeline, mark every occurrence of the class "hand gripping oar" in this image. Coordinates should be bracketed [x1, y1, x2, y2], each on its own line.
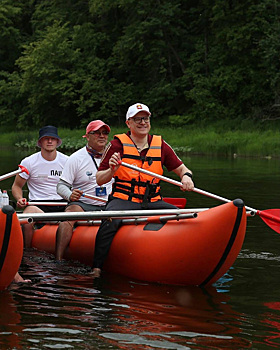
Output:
[0, 165, 29, 182]
[119, 160, 280, 233]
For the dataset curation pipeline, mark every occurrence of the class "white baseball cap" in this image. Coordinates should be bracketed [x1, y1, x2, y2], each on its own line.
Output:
[126, 103, 151, 120]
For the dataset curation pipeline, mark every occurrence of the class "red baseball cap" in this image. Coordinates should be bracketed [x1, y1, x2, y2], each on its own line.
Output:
[82, 120, 111, 138]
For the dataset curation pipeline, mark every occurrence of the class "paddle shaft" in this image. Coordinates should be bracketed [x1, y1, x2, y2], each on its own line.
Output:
[0, 165, 29, 182]
[82, 193, 107, 203]
[26, 202, 68, 206]
[26, 193, 107, 206]
[119, 161, 271, 218]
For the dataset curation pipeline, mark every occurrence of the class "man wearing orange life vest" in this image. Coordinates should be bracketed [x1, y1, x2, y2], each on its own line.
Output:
[91, 102, 194, 277]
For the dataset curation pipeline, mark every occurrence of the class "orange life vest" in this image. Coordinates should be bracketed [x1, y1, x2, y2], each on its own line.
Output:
[112, 133, 163, 203]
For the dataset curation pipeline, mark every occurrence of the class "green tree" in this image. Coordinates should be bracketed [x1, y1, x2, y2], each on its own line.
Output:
[183, 0, 280, 124]
[1, 0, 280, 129]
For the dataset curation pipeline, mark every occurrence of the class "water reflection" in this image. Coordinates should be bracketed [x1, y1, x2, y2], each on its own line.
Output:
[263, 302, 280, 348]
[0, 291, 22, 349]
[0, 249, 252, 349]
[95, 275, 251, 349]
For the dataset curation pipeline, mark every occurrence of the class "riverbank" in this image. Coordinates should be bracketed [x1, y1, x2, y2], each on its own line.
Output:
[1, 123, 280, 158]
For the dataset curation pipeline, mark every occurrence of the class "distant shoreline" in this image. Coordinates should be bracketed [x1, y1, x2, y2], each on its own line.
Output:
[1, 125, 279, 158]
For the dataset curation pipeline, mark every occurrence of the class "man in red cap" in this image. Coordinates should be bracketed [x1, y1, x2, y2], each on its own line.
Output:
[55, 120, 114, 260]
[91, 103, 194, 277]
[12, 125, 68, 248]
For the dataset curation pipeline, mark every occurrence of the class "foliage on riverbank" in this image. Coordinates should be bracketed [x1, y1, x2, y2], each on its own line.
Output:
[2, 122, 279, 158]
[1, 1, 280, 129]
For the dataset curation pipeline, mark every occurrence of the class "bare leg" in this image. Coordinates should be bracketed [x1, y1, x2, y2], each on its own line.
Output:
[22, 206, 44, 248]
[13, 272, 31, 283]
[22, 224, 34, 248]
[55, 220, 75, 260]
[55, 204, 83, 260]
[90, 268, 101, 278]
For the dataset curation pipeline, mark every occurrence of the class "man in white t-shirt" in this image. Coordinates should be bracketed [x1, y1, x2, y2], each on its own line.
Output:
[12, 126, 69, 248]
[55, 120, 114, 261]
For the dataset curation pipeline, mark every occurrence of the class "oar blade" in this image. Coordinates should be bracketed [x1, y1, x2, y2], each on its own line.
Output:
[259, 209, 280, 233]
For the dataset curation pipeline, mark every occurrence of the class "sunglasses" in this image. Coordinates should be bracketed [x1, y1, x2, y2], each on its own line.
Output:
[88, 130, 109, 136]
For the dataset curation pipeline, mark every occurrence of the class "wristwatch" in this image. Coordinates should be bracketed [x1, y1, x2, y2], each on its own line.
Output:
[182, 172, 193, 179]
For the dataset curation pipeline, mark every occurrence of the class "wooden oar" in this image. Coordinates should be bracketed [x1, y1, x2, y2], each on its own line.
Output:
[119, 160, 280, 233]
[0, 165, 29, 182]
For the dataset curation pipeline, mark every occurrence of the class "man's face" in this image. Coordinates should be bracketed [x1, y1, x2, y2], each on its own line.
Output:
[40, 137, 59, 152]
[86, 127, 109, 150]
[126, 111, 151, 136]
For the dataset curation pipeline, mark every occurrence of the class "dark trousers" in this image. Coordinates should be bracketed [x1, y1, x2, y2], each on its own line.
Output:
[92, 198, 177, 268]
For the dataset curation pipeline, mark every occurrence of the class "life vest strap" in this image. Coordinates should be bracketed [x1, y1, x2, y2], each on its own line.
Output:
[112, 177, 162, 202]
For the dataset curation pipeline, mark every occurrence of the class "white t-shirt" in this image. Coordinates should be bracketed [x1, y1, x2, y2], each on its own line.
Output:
[60, 146, 113, 205]
[19, 151, 69, 200]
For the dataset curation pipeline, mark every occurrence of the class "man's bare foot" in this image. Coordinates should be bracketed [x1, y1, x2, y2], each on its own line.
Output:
[13, 272, 32, 284]
[90, 268, 101, 278]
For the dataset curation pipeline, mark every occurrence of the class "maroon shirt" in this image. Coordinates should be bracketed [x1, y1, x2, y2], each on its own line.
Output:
[99, 132, 183, 172]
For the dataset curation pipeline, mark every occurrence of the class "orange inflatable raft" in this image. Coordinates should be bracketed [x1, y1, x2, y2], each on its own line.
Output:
[0, 206, 23, 290]
[31, 198, 247, 287]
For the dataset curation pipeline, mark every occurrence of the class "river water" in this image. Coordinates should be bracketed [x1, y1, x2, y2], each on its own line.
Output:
[1, 149, 280, 349]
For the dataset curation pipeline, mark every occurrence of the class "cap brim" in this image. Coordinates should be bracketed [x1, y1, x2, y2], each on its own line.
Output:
[82, 123, 111, 137]
[127, 110, 151, 120]
[91, 124, 111, 132]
